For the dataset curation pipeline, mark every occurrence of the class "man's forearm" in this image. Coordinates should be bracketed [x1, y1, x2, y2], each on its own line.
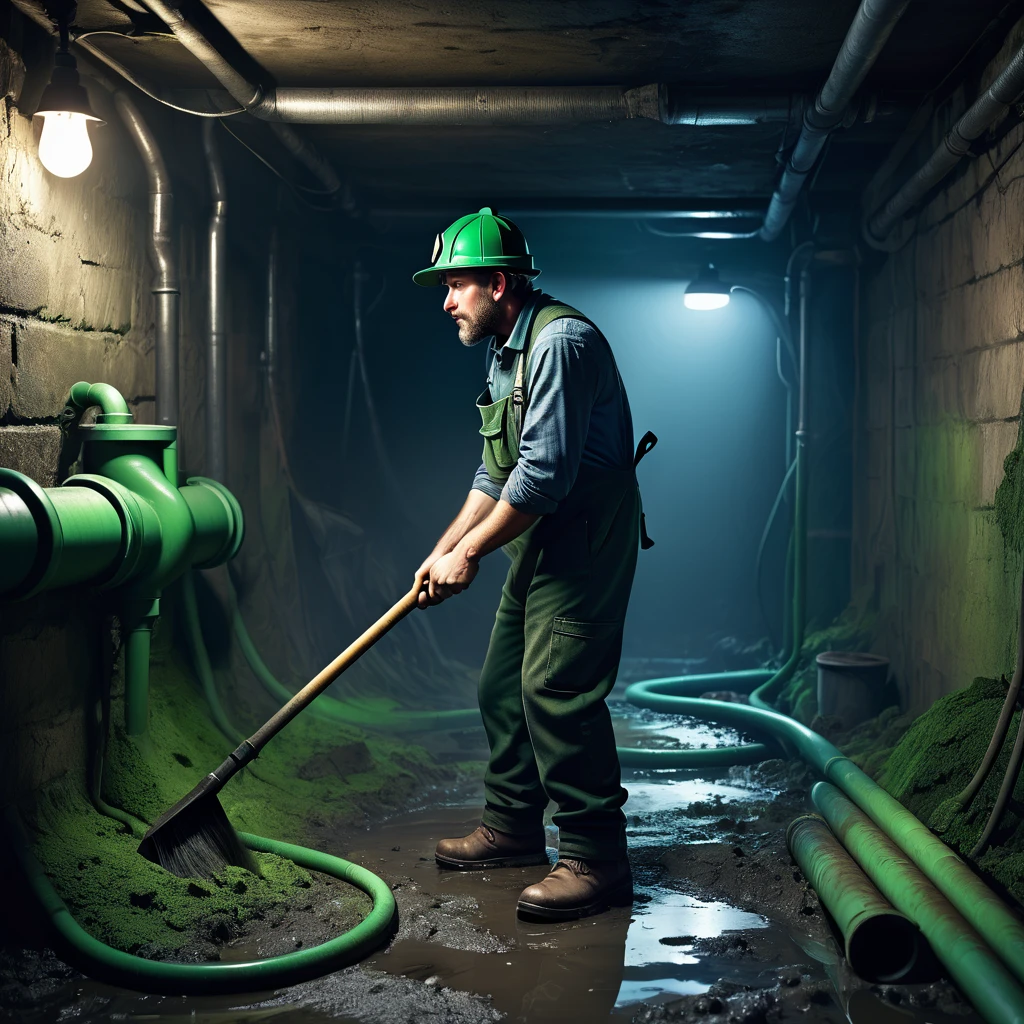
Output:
[429, 490, 497, 559]
[460, 500, 538, 561]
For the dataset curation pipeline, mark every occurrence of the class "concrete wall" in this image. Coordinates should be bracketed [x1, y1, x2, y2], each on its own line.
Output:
[854, 20, 1024, 713]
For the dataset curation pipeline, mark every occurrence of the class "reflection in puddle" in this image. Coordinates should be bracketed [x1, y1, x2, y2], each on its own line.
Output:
[616, 886, 769, 1008]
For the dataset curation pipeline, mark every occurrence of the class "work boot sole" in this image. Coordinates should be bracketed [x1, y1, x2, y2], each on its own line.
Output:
[435, 851, 550, 871]
[516, 879, 634, 921]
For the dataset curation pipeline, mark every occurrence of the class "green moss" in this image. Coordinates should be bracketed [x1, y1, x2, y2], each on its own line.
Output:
[27, 645, 458, 955]
[995, 427, 1024, 553]
[29, 777, 335, 953]
[875, 676, 1024, 903]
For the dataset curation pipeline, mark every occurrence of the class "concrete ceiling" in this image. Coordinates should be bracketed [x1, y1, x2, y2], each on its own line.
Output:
[39, 0, 1024, 207]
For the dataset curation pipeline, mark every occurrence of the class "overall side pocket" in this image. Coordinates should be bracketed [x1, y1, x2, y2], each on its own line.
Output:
[543, 617, 621, 694]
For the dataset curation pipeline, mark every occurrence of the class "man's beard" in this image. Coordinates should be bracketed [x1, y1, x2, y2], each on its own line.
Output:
[456, 294, 503, 347]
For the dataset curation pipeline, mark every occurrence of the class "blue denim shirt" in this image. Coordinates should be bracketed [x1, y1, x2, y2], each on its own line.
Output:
[471, 290, 635, 515]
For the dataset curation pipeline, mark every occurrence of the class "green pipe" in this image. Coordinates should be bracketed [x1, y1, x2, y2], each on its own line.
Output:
[618, 686, 1024, 994]
[222, 571, 481, 733]
[812, 783, 1024, 1023]
[750, 434, 807, 711]
[123, 623, 153, 737]
[786, 813, 919, 982]
[45, 488, 124, 588]
[65, 381, 133, 422]
[0, 485, 40, 594]
[6, 807, 396, 995]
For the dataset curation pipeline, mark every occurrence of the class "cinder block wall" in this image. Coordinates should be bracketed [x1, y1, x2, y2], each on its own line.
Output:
[0, 18, 310, 805]
[855, 21, 1024, 714]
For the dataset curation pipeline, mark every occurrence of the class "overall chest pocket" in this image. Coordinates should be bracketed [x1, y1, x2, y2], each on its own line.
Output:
[543, 617, 622, 694]
[478, 392, 520, 474]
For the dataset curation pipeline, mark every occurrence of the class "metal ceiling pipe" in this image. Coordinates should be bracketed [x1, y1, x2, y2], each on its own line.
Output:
[113, 90, 179, 428]
[760, 0, 910, 242]
[865, 38, 1024, 244]
[139, 0, 340, 193]
[139, 1, 801, 128]
[272, 84, 662, 124]
[202, 120, 228, 484]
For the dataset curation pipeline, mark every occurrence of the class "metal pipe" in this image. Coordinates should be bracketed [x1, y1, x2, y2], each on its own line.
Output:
[760, 0, 910, 241]
[202, 119, 228, 484]
[866, 38, 1024, 243]
[112, 91, 179, 429]
[139, 1, 801, 128]
[271, 84, 662, 124]
[786, 814, 919, 981]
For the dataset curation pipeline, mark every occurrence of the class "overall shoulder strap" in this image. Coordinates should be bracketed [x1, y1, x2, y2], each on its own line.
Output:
[513, 302, 598, 433]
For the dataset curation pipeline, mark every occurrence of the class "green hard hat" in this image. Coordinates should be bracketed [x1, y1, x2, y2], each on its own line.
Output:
[412, 207, 540, 286]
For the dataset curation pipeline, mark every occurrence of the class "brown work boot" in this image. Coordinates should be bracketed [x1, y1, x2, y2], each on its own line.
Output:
[517, 857, 633, 920]
[435, 824, 549, 870]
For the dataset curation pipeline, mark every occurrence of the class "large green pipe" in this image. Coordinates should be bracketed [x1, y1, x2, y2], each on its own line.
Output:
[812, 783, 1024, 1023]
[618, 689, 1024, 994]
[786, 813, 919, 982]
[6, 807, 396, 995]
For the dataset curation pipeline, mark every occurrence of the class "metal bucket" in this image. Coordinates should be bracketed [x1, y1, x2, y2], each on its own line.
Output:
[816, 651, 890, 728]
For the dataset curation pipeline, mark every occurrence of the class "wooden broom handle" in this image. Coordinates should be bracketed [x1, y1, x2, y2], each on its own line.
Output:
[245, 579, 424, 754]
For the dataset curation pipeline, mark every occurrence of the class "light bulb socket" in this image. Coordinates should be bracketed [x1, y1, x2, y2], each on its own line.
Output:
[34, 51, 104, 122]
[684, 263, 730, 300]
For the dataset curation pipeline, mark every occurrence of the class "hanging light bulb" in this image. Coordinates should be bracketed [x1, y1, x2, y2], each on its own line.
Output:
[34, 48, 103, 179]
[683, 264, 731, 310]
[37, 110, 95, 177]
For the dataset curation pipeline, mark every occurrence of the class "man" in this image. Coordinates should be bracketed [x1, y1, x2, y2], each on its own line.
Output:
[412, 207, 652, 921]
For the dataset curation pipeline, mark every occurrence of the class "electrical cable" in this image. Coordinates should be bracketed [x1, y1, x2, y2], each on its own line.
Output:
[217, 119, 340, 199]
[74, 31, 246, 117]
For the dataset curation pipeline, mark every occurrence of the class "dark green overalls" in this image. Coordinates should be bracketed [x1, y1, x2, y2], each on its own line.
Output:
[475, 300, 649, 861]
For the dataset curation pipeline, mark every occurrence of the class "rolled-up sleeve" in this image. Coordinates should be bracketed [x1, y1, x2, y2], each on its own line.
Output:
[501, 325, 596, 515]
[471, 461, 503, 501]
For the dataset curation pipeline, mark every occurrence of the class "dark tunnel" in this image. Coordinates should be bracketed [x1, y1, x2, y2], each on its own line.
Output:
[2, 2, 1024, 1022]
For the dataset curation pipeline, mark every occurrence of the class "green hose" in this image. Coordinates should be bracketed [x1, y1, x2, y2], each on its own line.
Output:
[618, 684, 1024, 997]
[221, 571, 481, 733]
[6, 806, 396, 995]
[180, 571, 243, 741]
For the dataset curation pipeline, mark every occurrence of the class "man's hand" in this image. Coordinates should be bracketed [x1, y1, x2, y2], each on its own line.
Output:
[420, 547, 480, 607]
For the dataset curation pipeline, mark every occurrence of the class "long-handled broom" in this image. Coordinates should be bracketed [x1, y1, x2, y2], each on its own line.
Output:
[139, 580, 424, 878]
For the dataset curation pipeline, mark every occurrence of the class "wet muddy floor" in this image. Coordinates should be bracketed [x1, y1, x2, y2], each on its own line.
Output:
[1, 702, 983, 1023]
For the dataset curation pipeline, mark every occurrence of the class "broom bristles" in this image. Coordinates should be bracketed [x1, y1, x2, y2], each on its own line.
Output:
[138, 792, 260, 879]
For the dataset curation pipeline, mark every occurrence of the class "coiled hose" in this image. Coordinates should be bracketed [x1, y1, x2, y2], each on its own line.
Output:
[7, 806, 395, 994]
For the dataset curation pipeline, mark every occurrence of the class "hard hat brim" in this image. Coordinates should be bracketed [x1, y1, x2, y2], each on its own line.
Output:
[412, 257, 541, 288]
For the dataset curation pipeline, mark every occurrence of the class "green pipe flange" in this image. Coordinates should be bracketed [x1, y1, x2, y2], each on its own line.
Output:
[79, 424, 177, 444]
[62, 475, 146, 591]
[185, 476, 245, 567]
[0, 468, 62, 599]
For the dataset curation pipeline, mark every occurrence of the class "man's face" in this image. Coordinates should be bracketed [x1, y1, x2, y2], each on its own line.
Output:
[442, 272, 504, 347]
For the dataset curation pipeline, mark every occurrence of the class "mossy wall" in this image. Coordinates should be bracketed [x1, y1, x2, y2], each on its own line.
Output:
[854, 16, 1024, 714]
